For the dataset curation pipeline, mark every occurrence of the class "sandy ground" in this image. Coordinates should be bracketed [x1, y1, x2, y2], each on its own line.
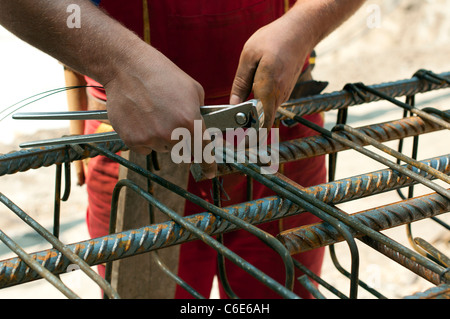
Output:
[0, 1, 449, 299]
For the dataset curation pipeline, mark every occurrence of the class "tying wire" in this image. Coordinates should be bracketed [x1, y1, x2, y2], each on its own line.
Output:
[0, 85, 102, 122]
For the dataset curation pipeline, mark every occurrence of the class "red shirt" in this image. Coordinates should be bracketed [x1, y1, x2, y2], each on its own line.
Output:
[86, 0, 306, 104]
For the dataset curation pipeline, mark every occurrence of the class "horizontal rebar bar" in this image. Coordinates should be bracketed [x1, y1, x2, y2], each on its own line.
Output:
[278, 191, 450, 254]
[0, 154, 448, 288]
[0, 141, 126, 177]
[214, 111, 448, 179]
[360, 236, 445, 285]
[403, 284, 450, 299]
[278, 71, 450, 118]
[278, 108, 450, 200]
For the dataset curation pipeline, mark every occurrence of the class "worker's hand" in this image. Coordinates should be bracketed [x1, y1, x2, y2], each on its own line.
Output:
[230, 10, 314, 128]
[103, 45, 216, 179]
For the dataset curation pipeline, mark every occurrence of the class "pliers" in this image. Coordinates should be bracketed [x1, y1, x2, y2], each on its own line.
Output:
[13, 99, 264, 148]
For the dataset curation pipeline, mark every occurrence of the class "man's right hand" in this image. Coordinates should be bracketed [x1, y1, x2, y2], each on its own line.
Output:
[103, 44, 217, 178]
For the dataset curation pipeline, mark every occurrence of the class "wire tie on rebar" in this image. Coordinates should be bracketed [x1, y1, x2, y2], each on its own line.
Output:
[414, 69, 450, 86]
[343, 82, 370, 103]
[440, 268, 450, 284]
[69, 143, 85, 156]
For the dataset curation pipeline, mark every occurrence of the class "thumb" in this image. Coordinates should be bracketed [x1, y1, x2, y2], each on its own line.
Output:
[230, 57, 257, 105]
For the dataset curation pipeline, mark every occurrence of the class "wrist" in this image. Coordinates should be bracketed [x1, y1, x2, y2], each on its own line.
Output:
[91, 32, 149, 86]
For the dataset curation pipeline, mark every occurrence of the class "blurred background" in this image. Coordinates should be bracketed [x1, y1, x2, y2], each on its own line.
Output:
[0, 0, 449, 298]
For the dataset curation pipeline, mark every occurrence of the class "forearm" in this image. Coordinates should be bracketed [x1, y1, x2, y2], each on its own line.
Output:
[0, 0, 148, 85]
[287, 0, 366, 50]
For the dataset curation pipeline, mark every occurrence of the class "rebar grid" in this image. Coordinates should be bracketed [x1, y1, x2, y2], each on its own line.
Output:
[0, 70, 448, 299]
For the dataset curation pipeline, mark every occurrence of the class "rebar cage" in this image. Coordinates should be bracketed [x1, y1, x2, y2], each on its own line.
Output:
[0, 69, 449, 299]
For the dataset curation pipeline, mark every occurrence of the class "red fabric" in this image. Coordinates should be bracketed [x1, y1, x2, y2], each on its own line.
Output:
[84, 0, 325, 298]
[87, 0, 308, 102]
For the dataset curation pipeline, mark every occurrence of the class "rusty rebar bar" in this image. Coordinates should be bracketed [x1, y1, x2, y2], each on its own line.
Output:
[360, 236, 446, 285]
[213, 110, 448, 179]
[278, 71, 450, 118]
[0, 154, 449, 288]
[0, 141, 126, 177]
[278, 108, 450, 200]
[403, 284, 450, 299]
[278, 191, 450, 254]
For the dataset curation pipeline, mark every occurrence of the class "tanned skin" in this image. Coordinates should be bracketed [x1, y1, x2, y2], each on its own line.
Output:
[0, 0, 364, 178]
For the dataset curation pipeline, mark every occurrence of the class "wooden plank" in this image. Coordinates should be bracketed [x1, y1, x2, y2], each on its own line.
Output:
[110, 150, 190, 298]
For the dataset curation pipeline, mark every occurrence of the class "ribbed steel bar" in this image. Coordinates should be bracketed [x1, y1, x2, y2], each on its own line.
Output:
[213, 111, 448, 179]
[278, 71, 450, 118]
[0, 192, 120, 299]
[1, 111, 446, 181]
[0, 141, 126, 177]
[360, 236, 445, 285]
[278, 191, 450, 254]
[278, 108, 450, 200]
[336, 124, 450, 184]
[0, 226, 80, 299]
[226, 154, 450, 283]
[0, 154, 449, 288]
[404, 284, 450, 299]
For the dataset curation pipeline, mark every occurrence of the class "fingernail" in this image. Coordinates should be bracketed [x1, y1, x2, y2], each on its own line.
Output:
[230, 94, 242, 105]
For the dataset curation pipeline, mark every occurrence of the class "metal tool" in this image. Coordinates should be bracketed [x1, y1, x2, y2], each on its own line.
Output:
[13, 99, 264, 148]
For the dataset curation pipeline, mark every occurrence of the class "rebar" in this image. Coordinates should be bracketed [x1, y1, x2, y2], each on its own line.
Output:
[278, 191, 450, 254]
[0, 71, 448, 299]
[0, 154, 448, 289]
